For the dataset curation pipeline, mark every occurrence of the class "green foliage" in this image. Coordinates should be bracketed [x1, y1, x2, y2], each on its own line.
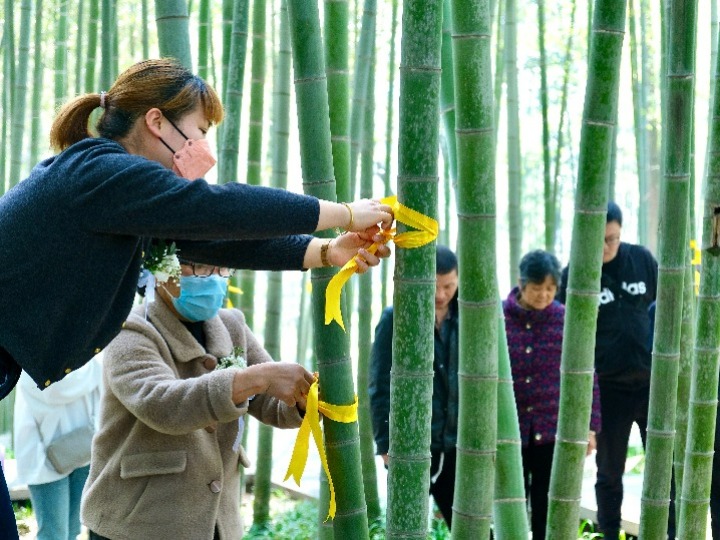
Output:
[577, 519, 630, 539]
[243, 497, 453, 539]
[243, 499, 318, 540]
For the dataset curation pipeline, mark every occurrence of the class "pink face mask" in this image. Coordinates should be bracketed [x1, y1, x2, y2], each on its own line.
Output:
[160, 116, 217, 180]
[171, 138, 216, 179]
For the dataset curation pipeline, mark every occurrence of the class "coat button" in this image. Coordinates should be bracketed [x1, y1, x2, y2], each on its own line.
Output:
[44, 380, 51, 387]
[209, 480, 222, 493]
[526, 323, 532, 330]
[534, 433, 542, 441]
[525, 377, 532, 383]
[64, 368, 72, 374]
[122, 322, 127, 329]
[203, 357, 218, 370]
[94, 347, 102, 354]
[525, 346, 532, 354]
[527, 406, 533, 412]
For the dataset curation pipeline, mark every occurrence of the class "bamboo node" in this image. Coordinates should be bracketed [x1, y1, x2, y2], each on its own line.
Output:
[645, 428, 675, 438]
[449, 506, 492, 519]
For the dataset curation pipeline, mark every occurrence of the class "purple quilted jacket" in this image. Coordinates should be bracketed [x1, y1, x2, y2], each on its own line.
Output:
[503, 287, 601, 447]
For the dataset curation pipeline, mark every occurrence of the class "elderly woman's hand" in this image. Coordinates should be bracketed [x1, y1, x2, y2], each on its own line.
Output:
[233, 363, 315, 407]
[328, 231, 392, 272]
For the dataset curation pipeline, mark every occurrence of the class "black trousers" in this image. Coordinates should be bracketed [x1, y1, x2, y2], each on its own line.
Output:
[429, 448, 456, 530]
[522, 441, 554, 540]
[709, 404, 720, 540]
[0, 347, 21, 540]
[0, 462, 18, 540]
[595, 381, 649, 540]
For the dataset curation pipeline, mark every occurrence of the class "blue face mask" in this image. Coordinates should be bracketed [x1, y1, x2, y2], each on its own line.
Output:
[172, 275, 228, 322]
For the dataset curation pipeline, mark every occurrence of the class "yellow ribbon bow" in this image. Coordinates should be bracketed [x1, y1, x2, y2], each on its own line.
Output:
[325, 195, 439, 329]
[284, 379, 358, 521]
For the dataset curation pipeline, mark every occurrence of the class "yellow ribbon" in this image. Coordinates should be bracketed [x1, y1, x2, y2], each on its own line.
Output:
[283, 379, 358, 521]
[325, 195, 439, 329]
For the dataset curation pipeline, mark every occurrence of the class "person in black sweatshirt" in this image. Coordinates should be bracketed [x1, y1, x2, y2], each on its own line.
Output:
[557, 202, 658, 540]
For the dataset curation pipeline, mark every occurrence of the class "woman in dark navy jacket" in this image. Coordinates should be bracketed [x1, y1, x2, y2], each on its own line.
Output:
[0, 58, 393, 537]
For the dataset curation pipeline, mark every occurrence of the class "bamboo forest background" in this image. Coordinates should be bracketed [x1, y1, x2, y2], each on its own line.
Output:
[1, 2, 718, 279]
[1, 0, 720, 538]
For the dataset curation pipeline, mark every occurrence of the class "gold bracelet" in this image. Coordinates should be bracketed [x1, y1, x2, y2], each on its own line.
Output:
[320, 240, 332, 267]
[342, 202, 354, 231]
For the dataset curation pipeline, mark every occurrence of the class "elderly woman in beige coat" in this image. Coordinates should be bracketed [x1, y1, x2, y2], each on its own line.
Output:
[81, 256, 314, 540]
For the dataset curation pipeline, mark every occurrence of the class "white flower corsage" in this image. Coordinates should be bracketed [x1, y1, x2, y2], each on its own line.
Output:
[217, 346, 247, 370]
[142, 241, 181, 283]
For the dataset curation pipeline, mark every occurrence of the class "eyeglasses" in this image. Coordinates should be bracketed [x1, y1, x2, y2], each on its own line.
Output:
[179, 259, 235, 278]
[604, 235, 620, 246]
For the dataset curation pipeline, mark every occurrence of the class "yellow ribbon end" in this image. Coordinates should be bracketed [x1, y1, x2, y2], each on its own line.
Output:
[228, 285, 243, 295]
[283, 379, 358, 521]
[324, 195, 438, 330]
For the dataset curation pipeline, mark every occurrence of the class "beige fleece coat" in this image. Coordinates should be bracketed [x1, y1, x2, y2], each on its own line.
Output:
[81, 299, 303, 540]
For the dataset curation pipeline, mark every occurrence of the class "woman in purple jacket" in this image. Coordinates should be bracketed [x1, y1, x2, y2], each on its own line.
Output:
[503, 249, 601, 540]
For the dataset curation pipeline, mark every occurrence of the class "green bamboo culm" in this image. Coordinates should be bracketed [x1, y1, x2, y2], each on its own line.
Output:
[357, 44, 382, 526]
[239, 0, 269, 328]
[492, 304, 530, 538]
[639, 0, 696, 536]
[349, 0, 377, 198]
[100, 0, 115, 89]
[381, 0, 400, 310]
[83, 0, 99, 94]
[449, 0, 497, 536]
[325, 0, 350, 204]
[141, 0, 149, 59]
[550, 0, 577, 253]
[247, 0, 277, 528]
[678, 9, 720, 540]
[505, 0, 522, 285]
[492, 0, 504, 152]
[8, 0, 32, 188]
[386, 0, 442, 537]
[28, 0, 44, 169]
[218, 0, 250, 186]
[221, 0, 234, 108]
[439, 0, 457, 246]
[673, 251, 696, 521]
[286, 0, 370, 536]
[0, 0, 14, 194]
[440, 0, 457, 194]
[154, 0, 192, 70]
[250, 0, 292, 524]
[220, 0, 250, 314]
[545, 1, 627, 537]
[628, 0, 649, 246]
[197, 0, 211, 81]
[74, 0, 84, 95]
[537, 0, 553, 253]
[54, 0, 69, 110]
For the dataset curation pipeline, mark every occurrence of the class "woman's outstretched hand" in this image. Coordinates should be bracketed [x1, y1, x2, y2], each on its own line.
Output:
[346, 199, 394, 232]
[329, 230, 392, 273]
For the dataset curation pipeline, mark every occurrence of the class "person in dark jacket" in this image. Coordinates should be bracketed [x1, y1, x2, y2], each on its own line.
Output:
[368, 245, 458, 529]
[0, 59, 393, 539]
[504, 249, 601, 540]
[557, 202, 658, 540]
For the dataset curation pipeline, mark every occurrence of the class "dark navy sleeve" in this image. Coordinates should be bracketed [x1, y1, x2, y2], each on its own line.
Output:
[174, 235, 313, 271]
[368, 307, 394, 455]
[65, 141, 321, 240]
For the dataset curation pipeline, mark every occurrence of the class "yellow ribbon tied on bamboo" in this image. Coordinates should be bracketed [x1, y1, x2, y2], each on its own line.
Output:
[283, 379, 358, 521]
[325, 195, 439, 330]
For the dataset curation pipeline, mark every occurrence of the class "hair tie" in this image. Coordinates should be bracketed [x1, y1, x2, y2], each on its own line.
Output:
[99, 91, 107, 109]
